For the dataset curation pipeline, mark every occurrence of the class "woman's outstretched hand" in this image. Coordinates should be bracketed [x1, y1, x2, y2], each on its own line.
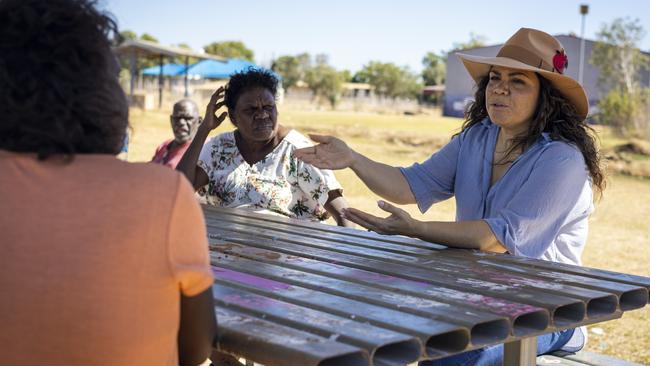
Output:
[342, 200, 417, 237]
[201, 87, 228, 132]
[293, 134, 356, 170]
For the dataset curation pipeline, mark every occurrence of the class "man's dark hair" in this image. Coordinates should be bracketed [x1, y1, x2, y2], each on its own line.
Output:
[0, 0, 128, 159]
[224, 68, 279, 111]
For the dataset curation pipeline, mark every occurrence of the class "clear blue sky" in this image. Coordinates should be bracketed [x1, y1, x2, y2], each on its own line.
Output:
[104, 0, 650, 73]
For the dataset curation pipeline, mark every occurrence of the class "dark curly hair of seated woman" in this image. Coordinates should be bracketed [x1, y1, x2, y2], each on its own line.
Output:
[224, 67, 279, 112]
[0, 0, 128, 159]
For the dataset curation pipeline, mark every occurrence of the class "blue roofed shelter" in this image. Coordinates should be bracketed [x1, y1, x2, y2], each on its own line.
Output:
[188, 59, 257, 79]
[142, 59, 258, 79]
[140, 59, 283, 105]
[141, 63, 188, 77]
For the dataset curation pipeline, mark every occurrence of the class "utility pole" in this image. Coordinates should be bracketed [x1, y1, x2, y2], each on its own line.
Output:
[578, 4, 589, 84]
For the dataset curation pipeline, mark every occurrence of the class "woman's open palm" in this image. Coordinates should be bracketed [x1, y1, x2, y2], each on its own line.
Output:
[293, 134, 355, 170]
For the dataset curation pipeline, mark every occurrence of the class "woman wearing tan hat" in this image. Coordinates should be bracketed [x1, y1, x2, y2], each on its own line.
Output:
[294, 28, 603, 364]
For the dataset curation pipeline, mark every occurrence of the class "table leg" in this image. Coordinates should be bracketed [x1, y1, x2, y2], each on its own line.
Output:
[503, 337, 537, 366]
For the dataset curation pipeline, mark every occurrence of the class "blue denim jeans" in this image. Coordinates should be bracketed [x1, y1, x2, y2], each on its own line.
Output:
[419, 328, 575, 366]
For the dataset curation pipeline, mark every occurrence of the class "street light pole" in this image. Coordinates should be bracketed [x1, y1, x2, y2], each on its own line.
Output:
[578, 4, 589, 85]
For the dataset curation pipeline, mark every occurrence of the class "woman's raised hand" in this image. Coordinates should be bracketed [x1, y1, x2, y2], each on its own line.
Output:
[294, 134, 356, 170]
[201, 87, 228, 132]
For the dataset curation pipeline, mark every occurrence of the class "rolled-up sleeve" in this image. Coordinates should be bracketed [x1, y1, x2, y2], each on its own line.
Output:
[484, 146, 590, 258]
[197, 138, 215, 177]
[400, 134, 461, 213]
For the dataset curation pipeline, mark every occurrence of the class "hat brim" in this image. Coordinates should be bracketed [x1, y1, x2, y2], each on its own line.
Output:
[457, 53, 589, 120]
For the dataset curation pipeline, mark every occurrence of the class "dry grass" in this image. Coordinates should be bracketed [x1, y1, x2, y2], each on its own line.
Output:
[128, 106, 650, 364]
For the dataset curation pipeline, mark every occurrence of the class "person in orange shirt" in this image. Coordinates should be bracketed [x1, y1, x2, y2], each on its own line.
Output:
[152, 99, 202, 168]
[0, 1, 217, 365]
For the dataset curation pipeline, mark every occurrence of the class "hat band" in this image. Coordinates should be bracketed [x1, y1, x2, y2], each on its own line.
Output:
[496, 45, 554, 73]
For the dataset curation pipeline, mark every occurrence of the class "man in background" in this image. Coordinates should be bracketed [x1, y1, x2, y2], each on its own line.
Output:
[152, 99, 201, 168]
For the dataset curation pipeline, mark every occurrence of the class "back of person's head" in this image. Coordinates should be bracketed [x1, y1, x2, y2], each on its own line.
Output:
[0, 0, 128, 159]
[224, 68, 279, 112]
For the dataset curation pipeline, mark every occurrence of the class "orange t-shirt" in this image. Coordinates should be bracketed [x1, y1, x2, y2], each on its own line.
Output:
[0, 150, 214, 366]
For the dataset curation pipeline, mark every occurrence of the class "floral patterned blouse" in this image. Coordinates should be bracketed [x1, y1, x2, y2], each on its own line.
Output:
[197, 130, 342, 221]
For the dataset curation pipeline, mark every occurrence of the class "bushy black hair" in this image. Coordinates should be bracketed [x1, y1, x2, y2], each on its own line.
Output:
[224, 67, 279, 111]
[0, 0, 128, 158]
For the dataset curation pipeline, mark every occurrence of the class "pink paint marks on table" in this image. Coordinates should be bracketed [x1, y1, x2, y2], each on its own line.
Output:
[308, 260, 542, 318]
[469, 296, 544, 317]
[211, 248, 543, 319]
[363, 272, 542, 317]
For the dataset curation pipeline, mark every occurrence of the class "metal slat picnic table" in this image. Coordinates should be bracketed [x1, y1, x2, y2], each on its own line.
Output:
[204, 205, 650, 366]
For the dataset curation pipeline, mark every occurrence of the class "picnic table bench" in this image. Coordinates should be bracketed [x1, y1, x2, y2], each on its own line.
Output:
[203, 205, 650, 366]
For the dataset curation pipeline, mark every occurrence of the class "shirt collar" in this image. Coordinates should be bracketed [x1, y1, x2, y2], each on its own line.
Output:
[539, 132, 552, 145]
[480, 117, 492, 127]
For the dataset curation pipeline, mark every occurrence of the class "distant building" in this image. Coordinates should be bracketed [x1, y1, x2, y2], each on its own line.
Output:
[342, 82, 374, 98]
[443, 35, 650, 118]
[422, 85, 445, 106]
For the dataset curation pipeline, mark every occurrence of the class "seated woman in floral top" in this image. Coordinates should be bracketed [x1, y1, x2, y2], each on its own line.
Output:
[177, 68, 352, 226]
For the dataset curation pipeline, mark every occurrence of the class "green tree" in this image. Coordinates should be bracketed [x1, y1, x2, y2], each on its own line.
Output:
[591, 18, 649, 93]
[314, 53, 329, 66]
[354, 61, 421, 99]
[451, 32, 488, 51]
[597, 90, 647, 137]
[591, 18, 650, 137]
[421, 51, 446, 86]
[118, 30, 137, 43]
[203, 41, 254, 61]
[271, 53, 311, 93]
[304, 63, 345, 109]
[139, 33, 159, 43]
[339, 69, 352, 82]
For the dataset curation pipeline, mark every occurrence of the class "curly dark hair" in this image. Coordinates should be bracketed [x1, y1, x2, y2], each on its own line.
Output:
[224, 67, 279, 111]
[462, 74, 605, 194]
[0, 0, 128, 159]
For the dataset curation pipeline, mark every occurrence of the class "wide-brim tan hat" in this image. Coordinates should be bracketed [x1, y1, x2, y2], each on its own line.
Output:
[457, 28, 589, 120]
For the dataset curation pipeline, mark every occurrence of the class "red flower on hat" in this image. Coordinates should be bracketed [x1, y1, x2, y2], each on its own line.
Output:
[553, 50, 568, 74]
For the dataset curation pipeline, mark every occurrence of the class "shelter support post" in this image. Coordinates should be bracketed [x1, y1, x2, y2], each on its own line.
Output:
[158, 54, 164, 109]
[129, 50, 136, 100]
[184, 55, 189, 98]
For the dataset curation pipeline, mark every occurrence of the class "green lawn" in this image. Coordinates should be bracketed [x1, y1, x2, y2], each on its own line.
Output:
[128, 106, 650, 364]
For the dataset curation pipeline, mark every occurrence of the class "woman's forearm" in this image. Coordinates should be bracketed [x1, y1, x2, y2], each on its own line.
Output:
[324, 192, 355, 227]
[349, 151, 416, 205]
[411, 219, 507, 252]
[176, 126, 210, 190]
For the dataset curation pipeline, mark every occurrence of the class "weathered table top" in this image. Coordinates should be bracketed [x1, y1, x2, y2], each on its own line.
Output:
[204, 205, 650, 366]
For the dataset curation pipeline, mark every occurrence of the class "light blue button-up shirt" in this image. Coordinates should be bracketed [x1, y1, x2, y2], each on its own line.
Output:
[401, 118, 593, 265]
